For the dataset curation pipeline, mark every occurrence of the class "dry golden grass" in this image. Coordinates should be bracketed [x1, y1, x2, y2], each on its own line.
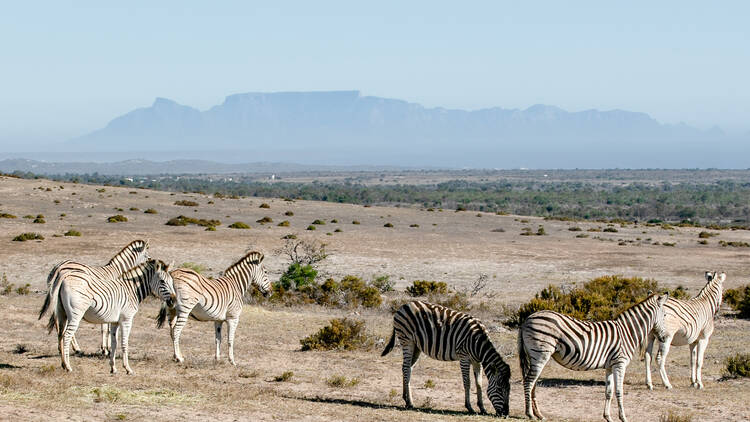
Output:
[0, 175, 749, 421]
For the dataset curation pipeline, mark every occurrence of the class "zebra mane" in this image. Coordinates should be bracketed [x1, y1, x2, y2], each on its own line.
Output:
[223, 251, 264, 278]
[695, 271, 724, 299]
[106, 239, 148, 266]
[615, 293, 659, 321]
[120, 258, 163, 279]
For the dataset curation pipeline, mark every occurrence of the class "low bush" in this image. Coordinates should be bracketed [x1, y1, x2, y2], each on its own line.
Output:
[277, 220, 290, 227]
[33, 216, 46, 224]
[278, 263, 317, 290]
[576, 233, 589, 238]
[372, 275, 394, 293]
[406, 280, 448, 297]
[603, 227, 618, 233]
[274, 371, 294, 382]
[259, 203, 271, 209]
[228, 222, 250, 229]
[284, 211, 294, 216]
[330, 219, 338, 223]
[22, 215, 33, 219]
[659, 411, 693, 422]
[0, 212, 16, 219]
[64, 230, 81, 237]
[12, 232, 44, 241]
[568, 226, 582, 231]
[352, 220, 360, 225]
[383, 222, 394, 228]
[698, 231, 718, 239]
[719, 240, 750, 247]
[326, 375, 360, 388]
[725, 353, 750, 378]
[256, 216, 273, 224]
[300, 318, 372, 351]
[1, 274, 13, 295]
[334, 228, 342, 233]
[180, 262, 209, 275]
[312, 219, 326, 225]
[723, 285, 750, 318]
[15, 284, 30, 295]
[507, 275, 659, 327]
[166, 215, 220, 227]
[410, 224, 419, 228]
[306, 225, 316, 231]
[174, 200, 199, 207]
[281, 234, 297, 239]
[107, 215, 127, 223]
[144, 208, 158, 214]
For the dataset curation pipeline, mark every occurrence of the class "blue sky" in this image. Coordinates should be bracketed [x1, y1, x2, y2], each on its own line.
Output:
[1, 1, 748, 145]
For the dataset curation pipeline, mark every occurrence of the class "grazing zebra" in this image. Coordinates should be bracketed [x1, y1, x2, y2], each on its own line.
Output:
[157, 251, 271, 365]
[39, 239, 150, 355]
[381, 301, 511, 416]
[645, 271, 726, 390]
[518, 293, 669, 422]
[51, 259, 174, 374]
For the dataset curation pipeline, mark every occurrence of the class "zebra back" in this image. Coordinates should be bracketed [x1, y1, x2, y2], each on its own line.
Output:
[220, 251, 269, 294]
[662, 271, 725, 335]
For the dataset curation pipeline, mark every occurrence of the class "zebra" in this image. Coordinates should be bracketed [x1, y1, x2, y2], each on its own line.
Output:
[50, 258, 174, 374]
[518, 293, 669, 422]
[645, 271, 725, 390]
[39, 239, 150, 355]
[156, 251, 271, 365]
[381, 300, 511, 416]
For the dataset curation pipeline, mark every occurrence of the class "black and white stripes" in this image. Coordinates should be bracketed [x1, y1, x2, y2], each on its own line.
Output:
[645, 271, 726, 390]
[518, 293, 669, 422]
[52, 259, 174, 373]
[382, 300, 511, 416]
[158, 251, 270, 365]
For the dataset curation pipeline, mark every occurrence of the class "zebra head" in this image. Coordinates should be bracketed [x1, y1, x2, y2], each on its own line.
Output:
[147, 259, 175, 303]
[485, 360, 511, 417]
[249, 252, 271, 297]
[652, 292, 671, 341]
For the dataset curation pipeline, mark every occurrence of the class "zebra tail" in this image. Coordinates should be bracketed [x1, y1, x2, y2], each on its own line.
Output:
[381, 328, 396, 357]
[518, 329, 530, 381]
[38, 263, 64, 320]
[156, 301, 169, 329]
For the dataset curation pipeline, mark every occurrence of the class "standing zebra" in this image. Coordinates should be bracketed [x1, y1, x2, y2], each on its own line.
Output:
[518, 293, 669, 422]
[382, 301, 511, 416]
[645, 271, 726, 390]
[39, 239, 150, 355]
[157, 251, 270, 365]
[52, 259, 174, 374]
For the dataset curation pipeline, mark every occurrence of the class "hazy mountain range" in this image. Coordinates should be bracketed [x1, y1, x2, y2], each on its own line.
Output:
[18, 91, 750, 168]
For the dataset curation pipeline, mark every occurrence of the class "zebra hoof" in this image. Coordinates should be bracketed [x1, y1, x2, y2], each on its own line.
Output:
[647, 383, 653, 390]
[110, 367, 117, 375]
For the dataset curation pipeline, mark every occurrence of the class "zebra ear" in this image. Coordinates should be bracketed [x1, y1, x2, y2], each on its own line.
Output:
[705, 271, 714, 282]
[717, 272, 726, 282]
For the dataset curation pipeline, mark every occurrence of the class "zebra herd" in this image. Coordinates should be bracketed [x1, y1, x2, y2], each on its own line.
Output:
[38, 240, 727, 421]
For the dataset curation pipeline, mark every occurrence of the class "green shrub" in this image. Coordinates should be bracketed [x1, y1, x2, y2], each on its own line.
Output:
[277, 220, 290, 227]
[285, 211, 294, 216]
[180, 262, 209, 275]
[372, 275, 394, 293]
[330, 219, 338, 223]
[698, 231, 717, 239]
[15, 284, 30, 295]
[13, 232, 44, 241]
[300, 318, 372, 351]
[668, 285, 690, 300]
[1, 274, 13, 295]
[228, 222, 250, 229]
[334, 228, 342, 233]
[0, 213, 17, 219]
[409, 224, 419, 228]
[144, 208, 158, 214]
[166, 215, 220, 227]
[383, 222, 394, 228]
[274, 371, 294, 382]
[306, 225, 316, 231]
[576, 233, 589, 238]
[352, 220, 360, 225]
[107, 215, 127, 223]
[259, 203, 271, 209]
[725, 353, 750, 378]
[64, 230, 81, 237]
[568, 226, 582, 231]
[424, 379, 436, 389]
[326, 375, 360, 388]
[719, 240, 750, 247]
[508, 275, 658, 327]
[257, 216, 273, 224]
[406, 280, 448, 297]
[603, 227, 618, 233]
[278, 263, 317, 290]
[281, 234, 297, 239]
[205, 226, 216, 231]
[723, 285, 750, 318]
[698, 240, 708, 245]
[22, 215, 33, 219]
[174, 200, 198, 207]
[659, 411, 693, 422]
[312, 219, 326, 225]
[340, 276, 382, 308]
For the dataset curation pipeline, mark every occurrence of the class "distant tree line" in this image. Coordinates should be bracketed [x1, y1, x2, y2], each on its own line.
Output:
[7, 170, 750, 225]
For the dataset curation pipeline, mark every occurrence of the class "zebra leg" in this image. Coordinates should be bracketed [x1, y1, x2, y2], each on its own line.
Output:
[460, 358, 474, 413]
[603, 367, 614, 422]
[214, 321, 223, 361]
[690, 340, 698, 387]
[401, 344, 420, 409]
[644, 332, 656, 390]
[656, 335, 674, 389]
[523, 352, 550, 420]
[109, 322, 119, 374]
[171, 307, 193, 363]
[71, 334, 82, 355]
[56, 306, 67, 370]
[61, 310, 84, 373]
[226, 318, 239, 365]
[472, 361, 486, 414]
[694, 337, 710, 389]
[120, 318, 135, 375]
[613, 363, 628, 422]
[100, 324, 109, 356]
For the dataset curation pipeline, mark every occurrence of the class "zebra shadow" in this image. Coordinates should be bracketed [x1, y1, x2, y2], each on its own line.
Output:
[28, 352, 107, 360]
[0, 363, 22, 369]
[283, 394, 508, 418]
[536, 378, 605, 387]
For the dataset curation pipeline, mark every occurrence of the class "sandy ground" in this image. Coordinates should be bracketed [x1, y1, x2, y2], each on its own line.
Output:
[0, 175, 749, 421]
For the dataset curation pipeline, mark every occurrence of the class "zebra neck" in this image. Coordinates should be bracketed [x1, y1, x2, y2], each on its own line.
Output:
[695, 281, 723, 313]
[616, 304, 654, 357]
[467, 331, 503, 369]
[104, 252, 143, 275]
[121, 268, 153, 303]
[222, 273, 251, 294]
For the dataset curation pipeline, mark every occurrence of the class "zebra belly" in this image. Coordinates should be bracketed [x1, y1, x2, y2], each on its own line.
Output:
[190, 305, 225, 321]
[83, 307, 119, 324]
[552, 350, 608, 371]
